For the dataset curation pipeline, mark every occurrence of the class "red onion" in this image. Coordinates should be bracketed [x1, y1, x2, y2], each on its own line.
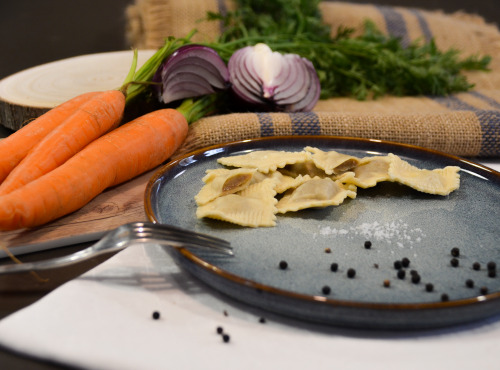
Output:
[153, 45, 230, 104]
[228, 43, 320, 112]
[153, 43, 320, 113]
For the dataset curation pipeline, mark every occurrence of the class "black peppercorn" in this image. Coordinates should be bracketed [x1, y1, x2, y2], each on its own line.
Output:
[330, 263, 338, 272]
[451, 247, 460, 257]
[259, 317, 266, 324]
[488, 269, 496, 278]
[410, 270, 419, 276]
[279, 260, 288, 270]
[152, 311, 160, 320]
[347, 268, 356, 278]
[450, 258, 459, 267]
[411, 274, 421, 284]
[397, 270, 406, 279]
[487, 261, 496, 271]
[465, 279, 474, 288]
[216, 326, 224, 334]
[222, 334, 230, 343]
[472, 262, 481, 271]
[394, 260, 402, 270]
[425, 283, 434, 292]
[322, 285, 331, 295]
[364, 241, 372, 249]
[480, 287, 489, 295]
[401, 257, 410, 268]
[441, 293, 449, 302]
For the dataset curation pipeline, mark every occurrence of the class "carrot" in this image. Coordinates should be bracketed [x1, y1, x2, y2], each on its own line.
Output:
[0, 90, 125, 195]
[0, 91, 100, 183]
[0, 108, 188, 230]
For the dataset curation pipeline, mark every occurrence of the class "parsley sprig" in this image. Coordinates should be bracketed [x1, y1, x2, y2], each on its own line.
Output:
[205, 0, 490, 99]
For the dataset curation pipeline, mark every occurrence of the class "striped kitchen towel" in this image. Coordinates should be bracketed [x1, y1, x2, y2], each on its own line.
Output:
[174, 98, 499, 158]
[126, 0, 500, 158]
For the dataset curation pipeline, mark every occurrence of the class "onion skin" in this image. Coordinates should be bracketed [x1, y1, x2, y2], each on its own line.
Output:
[228, 44, 321, 112]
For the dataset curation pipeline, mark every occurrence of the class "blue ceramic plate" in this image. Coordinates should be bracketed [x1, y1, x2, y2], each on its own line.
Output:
[145, 136, 500, 330]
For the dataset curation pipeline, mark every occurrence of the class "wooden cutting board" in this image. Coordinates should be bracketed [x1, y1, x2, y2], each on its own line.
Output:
[0, 50, 156, 131]
[0, 168, 157, 257]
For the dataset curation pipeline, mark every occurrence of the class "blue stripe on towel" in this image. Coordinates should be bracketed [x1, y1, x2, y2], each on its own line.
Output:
[407, 9, 433, 43]
[290, 112, 321, 135]
[257, 112, 274, 136]
[433, 95, 500, 156]
[468, 91, 500, 111]
[432, 95, 474, 110]
[376, 6, 410, 47]
[475, 111, 500, 156]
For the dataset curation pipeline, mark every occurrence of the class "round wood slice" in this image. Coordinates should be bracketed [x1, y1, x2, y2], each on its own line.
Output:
[0, 49, 156, 131]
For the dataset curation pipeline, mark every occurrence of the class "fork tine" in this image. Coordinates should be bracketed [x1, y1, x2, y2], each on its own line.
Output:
[126, 222, 233, 255]
[129, 222, 232, 246]
[131, 222, 230, 245]
[130, 232, 233, 254]
[138, 232, 230, 249]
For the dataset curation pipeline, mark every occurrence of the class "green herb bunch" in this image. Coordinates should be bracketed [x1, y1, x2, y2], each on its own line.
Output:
[206, 0, 491, 99]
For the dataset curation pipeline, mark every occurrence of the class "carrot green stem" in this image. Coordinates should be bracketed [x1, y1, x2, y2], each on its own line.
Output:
[176, 94, 220, 124]
[122, 49, 138, 89]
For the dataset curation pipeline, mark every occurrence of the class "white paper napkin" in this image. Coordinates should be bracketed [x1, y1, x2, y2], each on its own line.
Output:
[0, 242, 500, 370]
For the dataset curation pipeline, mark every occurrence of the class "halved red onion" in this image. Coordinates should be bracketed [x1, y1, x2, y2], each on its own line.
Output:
[153, 45, 230, 104]
[228, 43, 320, 112]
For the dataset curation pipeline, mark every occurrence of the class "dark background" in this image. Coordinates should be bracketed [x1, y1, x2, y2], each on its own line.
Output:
[0, 0, 133, 79]
[0, 0, 499, 80]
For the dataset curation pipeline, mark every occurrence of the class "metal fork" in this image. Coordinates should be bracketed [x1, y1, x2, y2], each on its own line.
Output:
[0, 222, 232, 274]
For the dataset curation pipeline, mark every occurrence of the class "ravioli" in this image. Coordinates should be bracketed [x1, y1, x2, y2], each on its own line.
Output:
[387, 154, 460, 195]
[195, 168, 257, 206]
[195, 147, 460, 228]
[196, 179, 278, 227]
[238, 178, 278, 200]
[276, 177, 356, 214]
[268, 172, 313, 193]
[278, 160, 327, 178]
[341, 155, 392, 188]
[305, 146, 359, 175]
[217, 150, 311, 173]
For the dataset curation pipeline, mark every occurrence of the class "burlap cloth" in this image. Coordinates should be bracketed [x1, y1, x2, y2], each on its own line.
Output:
[126, 0, 500, 158]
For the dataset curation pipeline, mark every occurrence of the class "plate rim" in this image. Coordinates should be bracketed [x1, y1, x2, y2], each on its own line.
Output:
[144, 135, 500, 313]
